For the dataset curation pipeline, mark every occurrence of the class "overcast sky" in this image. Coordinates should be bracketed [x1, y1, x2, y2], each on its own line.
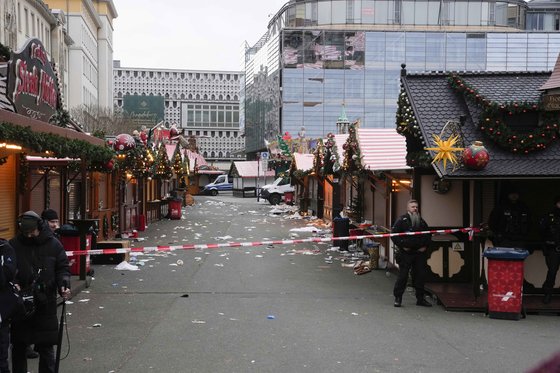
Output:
[112, 0, 287, 72]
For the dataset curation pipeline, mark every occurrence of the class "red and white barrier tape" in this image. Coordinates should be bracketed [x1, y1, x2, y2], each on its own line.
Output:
[65, 227, 480, 257]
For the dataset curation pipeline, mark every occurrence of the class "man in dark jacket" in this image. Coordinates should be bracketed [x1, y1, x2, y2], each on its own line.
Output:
[539, 196, 560, 304]
[391, 199, 432, 307]
[488, 187, 531, 248]
[9, 211, 71, 373]
[0, 238, 17, 373]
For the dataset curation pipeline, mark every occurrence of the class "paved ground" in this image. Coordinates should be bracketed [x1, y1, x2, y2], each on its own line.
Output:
[23, 195, 560, 372]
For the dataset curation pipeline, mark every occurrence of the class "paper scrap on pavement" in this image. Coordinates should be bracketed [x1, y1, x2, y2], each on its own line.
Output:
[289, 226, 319, 233]
[114, 261, 140, 271]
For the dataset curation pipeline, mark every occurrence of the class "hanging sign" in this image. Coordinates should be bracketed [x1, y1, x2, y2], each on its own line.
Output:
[6, 38, 60, 122]
[543, 94, 560, 111]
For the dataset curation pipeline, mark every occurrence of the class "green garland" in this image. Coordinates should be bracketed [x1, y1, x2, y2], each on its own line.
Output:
[406, 151, 432, 168]
[49, 109, 72, 128]
[342, 122, 363, 172]
[448, 74, 559, 153]
[0, 42, 11, 61]
[322, 132, 342, 174]
[0, 122, 114, 163]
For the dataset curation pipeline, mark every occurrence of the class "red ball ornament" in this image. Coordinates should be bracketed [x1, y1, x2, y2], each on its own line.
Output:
[462, 141, 490, 170]
[114, 134, 136, 151]
[105, 159, 115, 170]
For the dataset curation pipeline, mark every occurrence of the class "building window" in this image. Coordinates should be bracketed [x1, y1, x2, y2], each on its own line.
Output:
[24, 8, 29, 35]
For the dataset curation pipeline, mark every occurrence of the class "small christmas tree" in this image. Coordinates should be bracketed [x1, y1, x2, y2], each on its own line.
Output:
[152, 143, 173, 179]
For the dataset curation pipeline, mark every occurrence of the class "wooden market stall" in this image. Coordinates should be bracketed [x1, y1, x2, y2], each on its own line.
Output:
[398, 62, 560, 312]
[290, 152, 314, 213]
[230, 161, 274, 197]
[339, 126, 411, 267]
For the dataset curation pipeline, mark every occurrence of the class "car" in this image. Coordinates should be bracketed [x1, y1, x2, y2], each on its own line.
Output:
[259, 177, 294, 205]
[201, 175, 233, 196]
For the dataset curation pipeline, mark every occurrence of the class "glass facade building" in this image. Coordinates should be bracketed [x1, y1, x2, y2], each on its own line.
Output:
[243, 0, 560, 156]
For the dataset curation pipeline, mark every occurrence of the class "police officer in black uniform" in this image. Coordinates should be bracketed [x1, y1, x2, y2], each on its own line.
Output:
[488, 187, 531, 248]
[539, 196, 560, 304]
[392, 199, 433, 307]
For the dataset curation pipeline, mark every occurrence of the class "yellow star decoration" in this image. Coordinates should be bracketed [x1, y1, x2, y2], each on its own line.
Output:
[424, 134, 464, 170]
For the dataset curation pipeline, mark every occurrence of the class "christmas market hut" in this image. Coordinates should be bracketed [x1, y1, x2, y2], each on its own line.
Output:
[340, 124, 410, 266]
[229, 161, 274, 197]
[180, 134, 224, 195]
[0, 39, 114, 239]
[320, 132, 348, 221]
[289, 152, 314, 213]
[397, 62, 560, 311]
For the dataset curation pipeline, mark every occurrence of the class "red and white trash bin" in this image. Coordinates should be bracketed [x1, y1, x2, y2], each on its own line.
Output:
[60, 233, 92, 276]
[483, 247, 530, 320]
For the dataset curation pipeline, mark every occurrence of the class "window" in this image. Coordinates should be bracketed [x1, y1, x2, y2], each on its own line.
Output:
[17, 3, 21, 31]
[24, 8, 29, 35]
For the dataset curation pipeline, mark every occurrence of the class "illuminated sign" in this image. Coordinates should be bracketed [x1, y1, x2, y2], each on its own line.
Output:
[6, 38, 60, 122]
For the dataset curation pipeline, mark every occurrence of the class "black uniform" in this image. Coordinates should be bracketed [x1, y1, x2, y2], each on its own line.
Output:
[488, 199, 531, 247]
[9, 225, 70, 373]
[391, 213, 432, 302]
[0, 239, 17, 373]
[539, 207, 560, 297]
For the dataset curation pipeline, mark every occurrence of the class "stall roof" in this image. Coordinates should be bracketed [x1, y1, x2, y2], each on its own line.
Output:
[166, 144, 178, 161]
[357, 128, 409, 171]
[402, 69, 560, 178]
[293, 153, 314, 172]
[183, 149, 218, 175]
[231, 161, 275, 178]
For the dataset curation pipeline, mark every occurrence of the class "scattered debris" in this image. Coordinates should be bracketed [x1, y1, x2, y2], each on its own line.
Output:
[114, 261, 139, 271]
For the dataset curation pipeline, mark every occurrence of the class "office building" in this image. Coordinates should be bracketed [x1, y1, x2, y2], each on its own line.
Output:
[113, 64, 245, 163]
[243, 0, 560, 157]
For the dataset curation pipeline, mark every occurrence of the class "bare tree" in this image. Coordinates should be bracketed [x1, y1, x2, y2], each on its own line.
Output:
[70, 104, 143, 137]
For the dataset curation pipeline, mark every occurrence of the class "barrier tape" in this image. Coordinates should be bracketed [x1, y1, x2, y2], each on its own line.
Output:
[65, 227, 481, 257]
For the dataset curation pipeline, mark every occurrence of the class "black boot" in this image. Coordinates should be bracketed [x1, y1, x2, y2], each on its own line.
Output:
[394, 296, 402, 307]
[416, 297, 432, 307]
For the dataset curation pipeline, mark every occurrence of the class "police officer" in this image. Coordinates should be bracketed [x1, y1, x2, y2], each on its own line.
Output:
[488, 187, 531, 248]
[539, 196, 560, 304]
[391, 199, 433, 307]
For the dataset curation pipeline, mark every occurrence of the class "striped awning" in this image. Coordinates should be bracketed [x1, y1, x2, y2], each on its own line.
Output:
[357, 128, 409, 171]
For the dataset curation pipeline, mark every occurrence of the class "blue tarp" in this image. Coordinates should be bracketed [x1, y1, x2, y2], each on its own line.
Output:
[483, 247, 529, 260]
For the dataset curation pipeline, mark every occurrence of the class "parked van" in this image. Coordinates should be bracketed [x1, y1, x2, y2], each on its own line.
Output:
[201, 174, 233, 196]
[260, 177, 294, 205]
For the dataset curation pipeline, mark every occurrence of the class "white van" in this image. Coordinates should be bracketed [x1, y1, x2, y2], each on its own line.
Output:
[260, 177, 294, 205]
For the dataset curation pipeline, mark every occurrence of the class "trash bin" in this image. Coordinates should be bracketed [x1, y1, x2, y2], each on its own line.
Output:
[483, 247, 529, 320]
[333, 217, 350, 251]
[59, 225, 92, 276]
[169, 198, 183, 220]
[284, 191, 295, 205]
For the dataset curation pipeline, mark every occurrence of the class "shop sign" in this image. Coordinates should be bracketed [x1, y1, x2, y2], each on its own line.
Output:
[6, 38, 60, 122]
[543, 94, 560, 112]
